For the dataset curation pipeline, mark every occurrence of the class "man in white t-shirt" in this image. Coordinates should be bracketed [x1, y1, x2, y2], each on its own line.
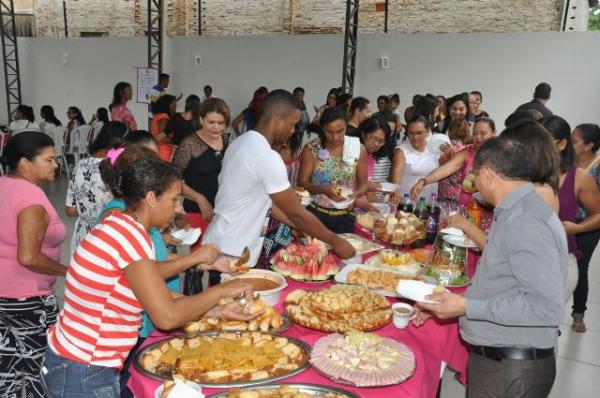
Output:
[203, 90, 355, 266]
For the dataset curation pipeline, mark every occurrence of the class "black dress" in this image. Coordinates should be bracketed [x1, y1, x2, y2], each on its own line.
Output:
[172, 133, 227, 212]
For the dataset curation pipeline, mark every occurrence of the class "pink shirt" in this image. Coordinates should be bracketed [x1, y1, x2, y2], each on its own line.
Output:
[0, 177, 66, 298]
[111, 103, 138, 131]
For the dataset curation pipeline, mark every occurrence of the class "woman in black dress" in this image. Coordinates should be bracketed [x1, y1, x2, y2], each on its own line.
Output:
[172, 98, 230, 292]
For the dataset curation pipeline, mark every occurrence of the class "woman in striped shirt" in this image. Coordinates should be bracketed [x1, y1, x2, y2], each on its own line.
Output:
[354, 117, 393, 212]
[42, 157, 254, 397]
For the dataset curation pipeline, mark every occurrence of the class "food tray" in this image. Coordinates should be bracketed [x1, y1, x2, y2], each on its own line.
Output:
[206, 383, 360, 398]
[310, 334, 415, 388]
[338, 233, 385, 256]
[182, 314, 294, 337]
[364, 251, 423, 277]
[334, 263, 400, 298]
[134, 331, 311, 388]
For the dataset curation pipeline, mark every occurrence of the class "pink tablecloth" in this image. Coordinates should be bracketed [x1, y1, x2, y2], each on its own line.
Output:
[127, 279, 469, 398]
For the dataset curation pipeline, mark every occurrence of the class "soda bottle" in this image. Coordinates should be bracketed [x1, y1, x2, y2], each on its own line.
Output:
[398, 193, 413, 213]
[411, 196, 429, 248]
[426, 193, 440, 244]
[467, 197, 483, 228]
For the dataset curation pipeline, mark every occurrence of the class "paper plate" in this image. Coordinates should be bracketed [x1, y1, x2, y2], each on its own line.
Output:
[170, 228, 202, 245]
[440, 227, 464, 237]
[427, 134, 451, 155]
[396, 280, 440, 304]
[442, 234, 477, 249]
[378, 182, 400, 193]
[329, 197, 354, 209]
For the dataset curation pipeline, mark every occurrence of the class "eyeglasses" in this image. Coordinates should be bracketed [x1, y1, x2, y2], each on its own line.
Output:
[366, 135, 385, 145]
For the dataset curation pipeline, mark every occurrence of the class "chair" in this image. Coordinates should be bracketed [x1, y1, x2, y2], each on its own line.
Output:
[64, 125, 92, 172]
[47, 126, 68, 177]
[90, 121, 104, 143]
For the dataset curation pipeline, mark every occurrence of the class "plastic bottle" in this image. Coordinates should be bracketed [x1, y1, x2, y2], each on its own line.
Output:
[398, 193, 414, 213]
[411, 196, 429, 248]
[467, 197, 483, 228]
[426, 193, 440, 244]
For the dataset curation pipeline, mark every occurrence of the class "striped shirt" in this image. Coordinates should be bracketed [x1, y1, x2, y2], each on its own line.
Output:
[47, 212, 155, 369]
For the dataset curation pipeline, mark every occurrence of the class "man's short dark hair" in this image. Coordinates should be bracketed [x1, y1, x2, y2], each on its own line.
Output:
[159, 73, 170, 81]
[473, 136, 535, 182]
[204, 85, 212, 90]
[377, 95, 389, 103]
[293, 87, 305, 94]
[470, 90, 483, 101]
[534, 82, 551, 100]
[260, 89, 302, 122]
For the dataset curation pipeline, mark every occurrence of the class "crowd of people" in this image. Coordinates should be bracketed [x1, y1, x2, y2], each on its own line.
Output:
[0, 79, 599, 398]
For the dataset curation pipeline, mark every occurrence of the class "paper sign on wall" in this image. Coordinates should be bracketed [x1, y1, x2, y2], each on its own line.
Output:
[136, 67, 159, 103]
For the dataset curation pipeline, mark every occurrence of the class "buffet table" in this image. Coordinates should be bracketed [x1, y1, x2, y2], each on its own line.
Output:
[127, 278, 469, 398]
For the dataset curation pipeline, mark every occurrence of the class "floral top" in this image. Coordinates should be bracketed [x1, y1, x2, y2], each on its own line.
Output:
[438, 140, 468, 202]
[111, 103, 137, 131]
[576, 162, 600, 223]
[66, 157, 112, 254]
[310, 137, 360, 208]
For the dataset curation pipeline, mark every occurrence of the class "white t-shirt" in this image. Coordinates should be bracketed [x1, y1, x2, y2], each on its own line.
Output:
[202, 130, 291, 266]
[9, 120, 41, 134]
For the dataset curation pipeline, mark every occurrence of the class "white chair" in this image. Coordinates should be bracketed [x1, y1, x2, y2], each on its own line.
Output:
[90, 121, 104, 142]
[64, 125, 92, 169]
[47, 126, 68, 177]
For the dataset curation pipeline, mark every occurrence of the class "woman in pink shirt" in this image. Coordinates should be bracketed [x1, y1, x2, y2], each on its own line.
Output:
[109, 82, 137, 131]
[0, 131, 67, 398]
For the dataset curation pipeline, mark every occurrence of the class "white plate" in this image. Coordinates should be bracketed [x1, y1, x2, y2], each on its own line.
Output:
[443, 234, 477, 249]
[440, 227, 464, 237]
[427, 134, 451, 155]
[154, 381, 204, 398]
[377, 182, 400, 193]
[169, 228, 202, 245]
[329, 197, 354, 209]
[334, 263, 398, 297]
[396, 280, 440, 304]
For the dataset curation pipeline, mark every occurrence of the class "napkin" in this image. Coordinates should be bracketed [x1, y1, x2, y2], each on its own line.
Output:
[168, 381, 204, 398]
[440, 227, 464, 237]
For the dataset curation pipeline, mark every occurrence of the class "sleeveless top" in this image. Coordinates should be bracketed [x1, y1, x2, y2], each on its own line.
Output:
[438, 140, 468, 202]
[310, 136, 361, 208]
[397, 142, 438, 199]
[559, 165, 582, 258]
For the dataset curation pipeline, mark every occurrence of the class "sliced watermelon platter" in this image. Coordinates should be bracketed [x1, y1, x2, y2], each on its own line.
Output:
[270, 238, 341, 282]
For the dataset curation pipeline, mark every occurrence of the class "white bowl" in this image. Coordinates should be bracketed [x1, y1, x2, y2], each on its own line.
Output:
[221, 269, 287, 306]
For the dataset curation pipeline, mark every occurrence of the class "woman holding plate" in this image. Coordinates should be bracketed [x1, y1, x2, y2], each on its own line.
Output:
[410, 117, 496, 206]
[298, 106, 368, 234]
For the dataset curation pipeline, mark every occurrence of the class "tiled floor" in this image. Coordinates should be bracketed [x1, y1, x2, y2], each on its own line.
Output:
[43, 175, 600, 398]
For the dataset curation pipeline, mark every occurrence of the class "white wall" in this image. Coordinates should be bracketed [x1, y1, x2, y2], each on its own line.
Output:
[3, 32, 600, 130]
[5, 37, 149, 128]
